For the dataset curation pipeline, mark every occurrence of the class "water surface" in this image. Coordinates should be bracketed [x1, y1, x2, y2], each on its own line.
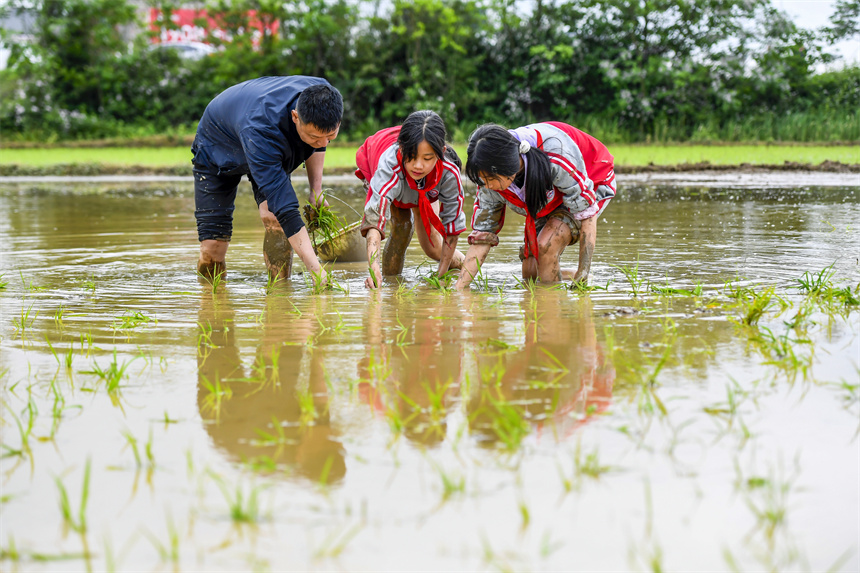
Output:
[1, 176, 858, 571]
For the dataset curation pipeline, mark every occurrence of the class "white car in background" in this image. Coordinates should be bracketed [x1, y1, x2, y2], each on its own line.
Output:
[150, 41, 216, 60]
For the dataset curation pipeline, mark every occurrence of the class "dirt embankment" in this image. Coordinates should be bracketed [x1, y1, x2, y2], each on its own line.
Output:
[2, 160, 858, 177]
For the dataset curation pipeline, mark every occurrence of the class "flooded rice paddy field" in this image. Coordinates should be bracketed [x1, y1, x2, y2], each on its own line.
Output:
[1, 175, 858, 572]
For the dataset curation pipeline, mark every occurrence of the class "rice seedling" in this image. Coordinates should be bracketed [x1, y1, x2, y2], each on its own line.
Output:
[312, 523, 362, 560]
[518, 498, 530, 531]
[472, 259, 492, 292]
[0, 273, 8, 290]
[81, 331, 93, 357]
[794, 264, 860, 307]
[44, 335, 61, 366]
[46, 376, 80, 440]
[1, 401, 33, 459]
[317, 455, 337, 488]
[483, 388, 531, 452]
[511, 274, 538, 294]
[297, 386, 319, 426]
[735, 456, 800, 543]
[574, 442, 612, 479]
[309, 266, 348, 294]
[568, 278, 612, 293]
[19, 270, 45, 292]
[142, 513, 179, 565]
[610, 258, 646, 296]
[703, 380, 753, 443]
[252, 416, 291, 450]
[209, 472, 265, 524]
[368, 249, 380, 289]
[245, 456, 278, 473]
[82, 275, 96, 293]
[748, 326, 812, 377]
[12, 303, 38, 338]
[263, 268, 287, 294]
[200, 374, 232, 419]
[422, 379, 453, 422]
[304, 194, 348, 246]
[53, 305, 67, 328]
[0, 536, 19, 560]
[80, 350, 135, 394]
[55, 458, 91, 534]
[794, 263, 836, 294]
[196, 321, 215, 360]
[733, 286, 787, 326]
[393, 314, 410, 346]
[430, 460, 466, 501]
[394, 280, 417, 299]
[197, 268, 225, 294]
[113, 310, 156, 330]
[479, 338, 517, 354]
[539, 348, 570, 374]
[421, 270, 456, 292]
[650, 278, 704, 296]
[121, 429, 142, 469]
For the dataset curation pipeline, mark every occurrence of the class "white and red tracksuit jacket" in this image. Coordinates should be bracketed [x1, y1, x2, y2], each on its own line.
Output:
[470, 122, 617, 258]
[356, 126, 466, 243]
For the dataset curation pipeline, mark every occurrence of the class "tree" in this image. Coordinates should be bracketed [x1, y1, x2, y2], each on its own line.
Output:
[824, 0, 860, 41]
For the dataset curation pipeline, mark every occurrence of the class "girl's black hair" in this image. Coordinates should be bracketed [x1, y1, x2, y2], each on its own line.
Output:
[398, 110, 449, 164]
[465, 123, 553, 219]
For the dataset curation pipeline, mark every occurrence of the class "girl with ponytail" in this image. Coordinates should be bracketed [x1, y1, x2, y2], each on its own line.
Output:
[357, 110, 466, 289]
[455, 122, 617, 290]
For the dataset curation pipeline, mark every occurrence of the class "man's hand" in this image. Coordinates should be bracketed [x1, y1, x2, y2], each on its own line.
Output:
[310, 188, 330, 208]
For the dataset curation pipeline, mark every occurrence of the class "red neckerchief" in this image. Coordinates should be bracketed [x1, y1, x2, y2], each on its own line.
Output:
[497, 187, 564, 261]
[397, 148, 446, 247]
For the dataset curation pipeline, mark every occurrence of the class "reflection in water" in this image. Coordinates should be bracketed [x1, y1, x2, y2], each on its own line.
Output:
[196, 291, 346, 484]
[467, 295, 615, 448]
[353, 292, 615, 449]
[357, 294, 464, 447]
[1, 182, 858, 571]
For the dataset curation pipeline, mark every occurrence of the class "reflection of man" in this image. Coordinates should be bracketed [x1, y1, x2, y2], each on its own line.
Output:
[196, 292, 346, 484]
[193, 76, 342, 283]
[468, 295, 615, 447]
[358, 296, 464, 447]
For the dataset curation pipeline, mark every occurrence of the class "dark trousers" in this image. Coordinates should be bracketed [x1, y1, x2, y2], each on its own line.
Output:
[194, 166, 266, 242]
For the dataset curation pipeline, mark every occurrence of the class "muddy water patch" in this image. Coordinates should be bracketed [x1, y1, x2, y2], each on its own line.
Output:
[0, 180, 858, 571]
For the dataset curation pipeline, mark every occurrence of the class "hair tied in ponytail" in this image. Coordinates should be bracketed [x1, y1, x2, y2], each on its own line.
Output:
[518, 140, 531, 154]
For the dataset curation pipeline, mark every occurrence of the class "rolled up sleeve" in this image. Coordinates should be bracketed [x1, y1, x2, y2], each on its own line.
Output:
[470, 186, 506, 237]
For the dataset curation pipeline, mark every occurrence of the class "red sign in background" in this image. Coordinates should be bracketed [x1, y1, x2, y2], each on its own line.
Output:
[149, 8, 279, 45]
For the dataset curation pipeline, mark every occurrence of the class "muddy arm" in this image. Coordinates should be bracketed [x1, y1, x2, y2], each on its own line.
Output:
[305, 151, 327, 207]
[437, 234, 459, 277]
[455, 243, 492, 290]
[574, 215, 597, 283]
[365, 228, 383, 289]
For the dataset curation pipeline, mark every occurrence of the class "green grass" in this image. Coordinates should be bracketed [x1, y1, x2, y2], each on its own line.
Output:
[1, 144, 857, 169]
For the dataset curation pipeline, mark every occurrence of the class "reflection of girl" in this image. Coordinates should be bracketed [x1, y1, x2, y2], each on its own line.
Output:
[455, 123, 616, 289]
[357, 111, 467, 289]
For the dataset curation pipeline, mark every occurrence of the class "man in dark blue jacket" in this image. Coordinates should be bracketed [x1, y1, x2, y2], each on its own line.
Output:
[192, 76, 342, 283]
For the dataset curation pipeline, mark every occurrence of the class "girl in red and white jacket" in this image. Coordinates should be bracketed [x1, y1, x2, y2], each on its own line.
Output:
[455, 122, 616, 290]
[357, 111, 466, 289]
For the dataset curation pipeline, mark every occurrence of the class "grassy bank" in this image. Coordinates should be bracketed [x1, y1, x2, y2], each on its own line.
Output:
[1, 144, 858, 174]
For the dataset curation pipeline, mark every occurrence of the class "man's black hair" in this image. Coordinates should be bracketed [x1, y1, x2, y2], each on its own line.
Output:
[296, 84, 343, 132]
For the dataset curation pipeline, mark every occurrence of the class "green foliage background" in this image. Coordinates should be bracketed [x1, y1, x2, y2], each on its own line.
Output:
[1, 0, 858, 143]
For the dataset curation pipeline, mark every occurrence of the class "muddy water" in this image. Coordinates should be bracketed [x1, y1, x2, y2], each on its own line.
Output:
[1, 176, 858, 571]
